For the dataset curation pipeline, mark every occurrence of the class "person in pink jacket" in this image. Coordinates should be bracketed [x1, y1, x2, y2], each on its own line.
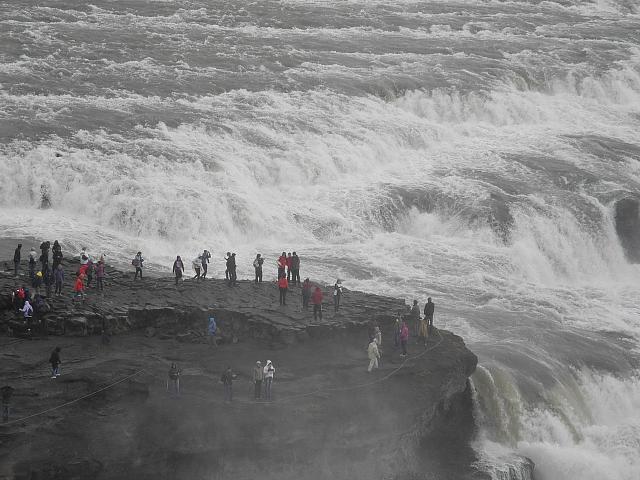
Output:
[400, 320, 409, 357]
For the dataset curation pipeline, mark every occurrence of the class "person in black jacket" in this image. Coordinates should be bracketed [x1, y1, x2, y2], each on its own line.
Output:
[220, 366, 235, 402]
[227, 253, 237, 286]
[52, 241, 63, 269]
[13, 244, 21, 277]
[424, 297, 435, 335]
[291, 252, 300, 286]
[49, 347, 61, 378]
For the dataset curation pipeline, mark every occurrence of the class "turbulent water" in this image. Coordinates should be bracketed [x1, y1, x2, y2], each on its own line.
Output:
[2, 0, 640, 478]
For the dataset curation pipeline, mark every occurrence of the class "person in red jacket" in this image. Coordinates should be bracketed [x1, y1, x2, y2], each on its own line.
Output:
[277, 252, 287, 279]
[311, 286, 323, 321]
[278, 276, 288, 305]
[74, 273, 85, 301]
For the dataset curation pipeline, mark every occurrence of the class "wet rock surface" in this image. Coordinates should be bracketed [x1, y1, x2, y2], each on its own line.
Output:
[0, 256, 478, 480]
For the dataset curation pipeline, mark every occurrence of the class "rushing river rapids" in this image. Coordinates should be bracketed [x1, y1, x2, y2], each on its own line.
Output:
[1, 0, 640, 478]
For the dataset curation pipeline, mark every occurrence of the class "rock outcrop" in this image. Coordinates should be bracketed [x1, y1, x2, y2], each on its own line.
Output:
[0, 259, 478, 480]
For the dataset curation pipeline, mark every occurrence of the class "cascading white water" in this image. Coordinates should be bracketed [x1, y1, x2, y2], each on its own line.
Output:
[1, 0, 640, 478]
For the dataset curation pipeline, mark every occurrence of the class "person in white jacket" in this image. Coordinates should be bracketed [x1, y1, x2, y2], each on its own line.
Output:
[367, 338, 380, 372]
[263, 360, 275, 401]
[192, 255, 202, 281]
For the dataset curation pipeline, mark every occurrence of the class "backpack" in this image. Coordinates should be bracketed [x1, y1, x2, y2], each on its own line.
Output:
[253, 258, 260, 268]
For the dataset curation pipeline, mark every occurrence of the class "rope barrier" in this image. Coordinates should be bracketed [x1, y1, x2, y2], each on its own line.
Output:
[2, 369, 145, 426]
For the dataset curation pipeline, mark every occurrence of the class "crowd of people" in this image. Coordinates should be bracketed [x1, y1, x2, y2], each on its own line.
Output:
[5, 241, 437, 409]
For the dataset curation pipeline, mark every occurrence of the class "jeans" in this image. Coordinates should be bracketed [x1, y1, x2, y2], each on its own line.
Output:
[287, 268, 291, 281]
[254, 380, 262, 399]
[134, 267, 142, 279]
[255, 267, 262, 283]
[291, 268, 300, 285]
[334, 295, 341, 312]
[193, 268, 201, 280]
[313, 304, 322, 321]
[201, 263, 208, 278]
[96, 277, 104, 291]
[279, 288, 287, 305]
[175, 272, 182, 285]
[14, 261, 19, 277]
[51, 365, 60, 377]
[223, 383, 233, 402]
[302, 294, 310, 310]
[426, 315, 433, 335]
[264, 377, 273, 400]
[55, 281, 62, 295]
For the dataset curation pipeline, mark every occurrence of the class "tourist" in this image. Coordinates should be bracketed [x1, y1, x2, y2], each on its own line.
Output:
[28, 247, 37, 280]
[52, 240, 63, 269]
[74, 273, 85, 301]
[221, 366, 234, 402]
[393, 315, 401, 348]
[49, 347, 61, 378]
[20, 298, 33, 319]
[201, 250, 211, 279]
[96, 259, 106, 292]
[172, 256, 184, 285]
[1, 385, 13, 423]
[263, 360, 275, 401]
[367, 337, 380, 372]
[278, 275, 288, 305]
[133, 251, 144, 280]
[79, 247, 90, 266]
[253, 361, 264, 400]
[192, 255, 202, 280]
[168, 363, 180, 395]
[86, 259, 95, 288]
[311, 286, 323, 321]
[32, 271, 42, 296]
[13, 244, 21, 277]
[286, 252, 293, 281]
[291, 252, 301, 286]
[228, 253, 237, 286]
[224, 252, 231, 280]
[333, 279, 343, 313]
[400, 320, 409, 357]
[54, 264, 64, 296]
[301, 278, 311, 310]
[410, 300, 421, 336]
[277, 251, 287, 278]
[39, 241, 50, 271]
[207, 316, 217, 346]
[253, 253, 264, 283]
[44, 267, 54, 297]
[424, 297, 435, 336]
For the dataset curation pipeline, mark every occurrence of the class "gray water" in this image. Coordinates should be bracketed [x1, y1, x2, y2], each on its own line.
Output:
[2, 1, 640, 478]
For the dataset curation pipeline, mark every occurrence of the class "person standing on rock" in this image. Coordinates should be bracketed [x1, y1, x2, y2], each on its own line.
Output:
[52, 241, 63, 270]
[96, 259, 106, 292]
[367, 337, 380, 372]
[253, 361, 264, 400]
[301, 278, 311, 310]
[263, 360, 275, 400]
[201, 250, 211, 279]
[28, 247, 37, 281]
[13, 244, 21, 277]
[224, 252, 231, 280]
[74, 273, 86, 301]
[400, 319, 409, 357]
[291, 252, 300, 286]
[286, 253, 293, 281]
[54, 264, 64, 296]
[424, 297, 435, 336]
[132, 252, 144, 280]
[228, 253, 237, 286]
[172, 256, 184, 285]
[409, 300, 421, 337]
[311, 286, 323, 321]
[207, 316, 217, 346]
[221, 366, 235, 403]
[333, 280, 343, 313]
[168, 363, 180, 395]
[192, 255, 202, 281]
[39, 241, 50, 272]
[277, 252, 287, 279]
[278, 275, 289, 305]
[253, 254, 264, 283]
[44, 267, 54, 298]
[49, 347, 61, 378]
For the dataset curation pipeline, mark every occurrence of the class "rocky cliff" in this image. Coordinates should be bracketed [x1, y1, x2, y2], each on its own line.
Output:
[0, 257, 478, 480]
